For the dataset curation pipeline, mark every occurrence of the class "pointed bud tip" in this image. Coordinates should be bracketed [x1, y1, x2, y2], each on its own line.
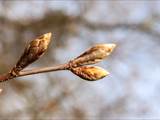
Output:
[93, 66, 110, 79]
[44, 32, 52, 39]
[102, 68, 110, 76]
[92, 43, 116, 53]
[101, 43, 116, 49]
[108, 43, 116, 49]
[100, 43, 116, 55]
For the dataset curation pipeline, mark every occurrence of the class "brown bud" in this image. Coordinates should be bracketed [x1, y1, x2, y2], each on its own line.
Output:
[70, 66, 109, 81]
[69, 44, 116, 67]
[11, 33, 52, 75]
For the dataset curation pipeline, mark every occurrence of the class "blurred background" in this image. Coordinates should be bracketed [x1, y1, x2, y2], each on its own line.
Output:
[0, 0, 160, 119]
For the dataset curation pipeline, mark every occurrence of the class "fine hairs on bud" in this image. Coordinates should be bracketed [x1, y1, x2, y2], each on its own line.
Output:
[69, 44, 116, 68]
[11, 33, 52, 76]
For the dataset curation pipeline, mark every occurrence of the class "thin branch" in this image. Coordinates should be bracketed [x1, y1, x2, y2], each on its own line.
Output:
[0, 63, 69, 82]
[18, 63, 69, 77]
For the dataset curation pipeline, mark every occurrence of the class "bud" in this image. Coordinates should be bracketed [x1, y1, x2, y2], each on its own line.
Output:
[11, 33, 52, 75]
[69, 44, 116, 67]
[70, 66, 109, 81]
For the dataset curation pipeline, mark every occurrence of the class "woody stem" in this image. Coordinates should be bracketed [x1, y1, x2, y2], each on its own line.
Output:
[18, 63, 69, 77]
[0, 63, 69, 82]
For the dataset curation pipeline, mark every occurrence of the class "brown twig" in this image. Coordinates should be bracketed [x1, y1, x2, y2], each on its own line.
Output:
[0, 63, 69, 82]
[18, 63, 69, 77]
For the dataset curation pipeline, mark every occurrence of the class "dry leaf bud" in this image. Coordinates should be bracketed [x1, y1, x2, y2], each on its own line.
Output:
[11, 33, 52, 75]
[69, 44, 116, 67]
[71, 66, 109, 81]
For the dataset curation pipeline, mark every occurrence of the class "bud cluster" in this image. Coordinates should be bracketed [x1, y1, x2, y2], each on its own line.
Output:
[3, 32, 116, 82]
[68, 44, 116, 81]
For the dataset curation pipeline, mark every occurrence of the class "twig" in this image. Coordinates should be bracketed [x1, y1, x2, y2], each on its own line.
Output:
[0, 64, 69, 82]
[18, 63, 69, 77]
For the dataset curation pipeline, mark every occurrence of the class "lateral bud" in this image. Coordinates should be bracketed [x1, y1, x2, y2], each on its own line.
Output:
[69, 44, 116, 67]
[11, 32, 52, 75]
[70, 66, 109, 81]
